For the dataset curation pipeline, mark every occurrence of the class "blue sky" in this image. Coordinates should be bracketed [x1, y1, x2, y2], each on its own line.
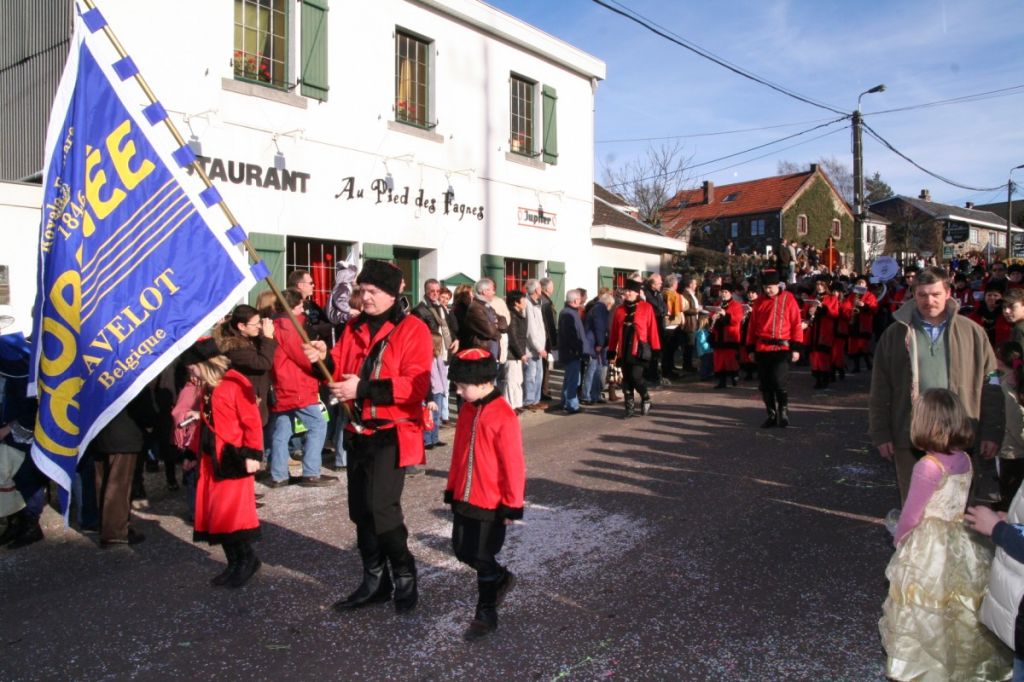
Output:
[487, 0, 1024, 209]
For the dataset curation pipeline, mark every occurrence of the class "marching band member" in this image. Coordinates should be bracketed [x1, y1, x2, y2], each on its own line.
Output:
[710, 284, 744, 389]
[745, 270, 802, 428]
[802, 276, 839, 390]
[844, 277, 878, 373]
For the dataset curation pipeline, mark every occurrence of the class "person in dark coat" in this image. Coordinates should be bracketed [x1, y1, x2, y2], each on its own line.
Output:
[504, 291, 529, 411]
[214, 304, 278, 427]
[0, 329, 45, 549]
[88, 390, 157, 547]
[556, 290, 586, 414]
[643, 274, 667, 385]
[539, 278, 558, 401]
[582, 292, 613, 404]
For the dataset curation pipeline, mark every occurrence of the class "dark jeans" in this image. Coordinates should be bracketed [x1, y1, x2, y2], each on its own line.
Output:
[662, 327, 682, 375]
[13, 449, 48, 520]
[344, 429, 406, 534]
[681, 330, 696, 370]
[452, 512, 507, 579]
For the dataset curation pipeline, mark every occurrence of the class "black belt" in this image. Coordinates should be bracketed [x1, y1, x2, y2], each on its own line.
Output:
[759, 338, 790, 347]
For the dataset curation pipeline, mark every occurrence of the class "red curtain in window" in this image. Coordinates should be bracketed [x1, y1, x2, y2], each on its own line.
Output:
[312, 253, 332, 309]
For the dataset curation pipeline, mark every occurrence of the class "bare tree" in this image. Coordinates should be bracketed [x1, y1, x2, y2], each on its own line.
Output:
[602, 141, 694, 226]
[776, 156, 854, 205]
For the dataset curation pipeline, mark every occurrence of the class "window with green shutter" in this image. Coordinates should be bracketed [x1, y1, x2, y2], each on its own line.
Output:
[300, 0, 329, 101]
[542, 85, 558, 165]
[234, 0, 288, 89]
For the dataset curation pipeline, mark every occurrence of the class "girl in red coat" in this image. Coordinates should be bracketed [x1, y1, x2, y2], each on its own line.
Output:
[608, 279, 661, 418]
[710, 284, 743, 388]
[445, 349, 525, 640]
[180, 339, 263, 588]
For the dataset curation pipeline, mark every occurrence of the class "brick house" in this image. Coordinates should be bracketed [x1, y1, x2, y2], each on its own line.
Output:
[660, 164, 854, 260]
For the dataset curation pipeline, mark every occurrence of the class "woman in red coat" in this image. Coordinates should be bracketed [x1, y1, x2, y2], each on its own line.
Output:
[180, 338, 263, 589]
[802, 277, 839, 389]
[608, 279, 661, 418]
[710, 284, 743, 388]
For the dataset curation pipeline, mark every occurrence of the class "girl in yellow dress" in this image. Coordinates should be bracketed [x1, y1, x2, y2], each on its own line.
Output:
[879, 388, 1012, 680]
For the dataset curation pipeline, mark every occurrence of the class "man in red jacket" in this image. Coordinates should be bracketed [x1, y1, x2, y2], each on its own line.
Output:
[327, 260, 433, 615]
[608, 279, 661, 418]
[746, 270, 802, 427]
[710, 283, 744, 389]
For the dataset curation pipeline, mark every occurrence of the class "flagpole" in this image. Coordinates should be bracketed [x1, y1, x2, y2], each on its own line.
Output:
[79, 0, 335, 384]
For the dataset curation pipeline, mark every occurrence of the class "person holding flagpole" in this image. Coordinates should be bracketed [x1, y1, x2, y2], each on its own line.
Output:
[326, 260, 433, 614]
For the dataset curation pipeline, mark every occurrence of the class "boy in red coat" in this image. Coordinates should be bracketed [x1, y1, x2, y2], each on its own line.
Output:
[445, 348, 526, 640]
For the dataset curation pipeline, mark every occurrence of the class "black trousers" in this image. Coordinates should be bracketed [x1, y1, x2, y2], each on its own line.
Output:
[621, 361, 649, 402]
[999, 458, 1024, 511]
[344, 429, 406, 534]
[452, 512, 506, 579]
[756, 351, 790, 395]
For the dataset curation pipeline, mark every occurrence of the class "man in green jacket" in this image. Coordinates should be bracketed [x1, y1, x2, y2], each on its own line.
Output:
[869, 266, 1004, 503]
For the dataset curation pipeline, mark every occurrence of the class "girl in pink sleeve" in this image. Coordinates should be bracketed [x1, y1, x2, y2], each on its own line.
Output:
[879, 389, 1012, 680]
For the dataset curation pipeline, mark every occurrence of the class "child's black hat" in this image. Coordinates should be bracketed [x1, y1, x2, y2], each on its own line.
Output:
[450, 348, 498, 385]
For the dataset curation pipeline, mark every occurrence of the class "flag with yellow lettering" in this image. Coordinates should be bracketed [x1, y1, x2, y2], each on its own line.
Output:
[29, 3, 255, 514]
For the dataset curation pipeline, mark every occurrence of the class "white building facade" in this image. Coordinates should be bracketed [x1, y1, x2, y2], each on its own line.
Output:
[110, 0, 608, 309]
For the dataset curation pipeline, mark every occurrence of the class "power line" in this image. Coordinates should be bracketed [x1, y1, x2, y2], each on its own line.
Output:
[596, 117, 839, 144]
[591, 0, 847, 116]
[862, 122, 1008, 193]
[700, 127, 848, 179]
[604, 116, 849, 190]
[868, 84, 1024, 117]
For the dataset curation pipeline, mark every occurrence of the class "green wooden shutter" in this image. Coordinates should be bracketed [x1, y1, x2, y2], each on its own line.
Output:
[481, 254, 506, 297]
[597, 266, 614, 291]
[542, 84, 558, 165]
[300, 0, 329, 101]
[248, 232, 285, 305]
[362, 243, 395, 261]
[546, 259, 565, 312]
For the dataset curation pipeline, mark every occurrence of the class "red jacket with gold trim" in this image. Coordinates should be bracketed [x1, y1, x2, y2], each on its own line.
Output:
[444, 390, 525, 520]
[330, 306, 433, 467]
[746, 291, 803, 353]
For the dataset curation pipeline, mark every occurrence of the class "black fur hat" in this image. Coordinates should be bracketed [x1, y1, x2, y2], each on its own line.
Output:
[449, 348, 498, 385]
[180, 337, 222, 365]
[761, 269, 781, 285]
[624, 279, 643, 292]
[356, 259, 403, 297]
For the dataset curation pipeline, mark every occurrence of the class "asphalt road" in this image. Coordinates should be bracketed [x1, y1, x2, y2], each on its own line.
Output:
[1, 368, 900, 681]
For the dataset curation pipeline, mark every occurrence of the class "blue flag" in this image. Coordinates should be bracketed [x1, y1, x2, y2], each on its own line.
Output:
[29, 4, 255, 514]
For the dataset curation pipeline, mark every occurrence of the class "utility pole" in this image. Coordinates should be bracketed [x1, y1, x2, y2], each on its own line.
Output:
[852, 110, 865, 274]
[852, 84, 885, 275]
[1009, 164, 1024, 259]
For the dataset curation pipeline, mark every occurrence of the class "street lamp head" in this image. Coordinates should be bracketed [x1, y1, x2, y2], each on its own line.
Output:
[867, 84, 886, 94]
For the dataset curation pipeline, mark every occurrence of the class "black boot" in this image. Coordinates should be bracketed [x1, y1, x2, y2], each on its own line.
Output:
[6, 516, 43, 550]
[623, 395, 635, 419]
[334, 527, 393, 611]
[228, 541, 261, 588]
[379, 525, 417, 614]
[760, 392, 777, 428]
[714, 373, 727, 389]
[865, 355, 873, 371]
[851, 356, 861, 374]
[640, 396, 652, 416]
[837, 367, 845, 381]
[731, 373, 739, 387]
[211, 542, 241, 587]
[776, 391, 790, 428]
[0, 515, 25, 547]
[465, 572, 505, 641]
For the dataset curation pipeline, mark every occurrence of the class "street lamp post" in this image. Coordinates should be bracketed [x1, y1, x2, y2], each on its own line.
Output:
[852, 84, 885, 275]
[1008, 164, 1024, 259]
